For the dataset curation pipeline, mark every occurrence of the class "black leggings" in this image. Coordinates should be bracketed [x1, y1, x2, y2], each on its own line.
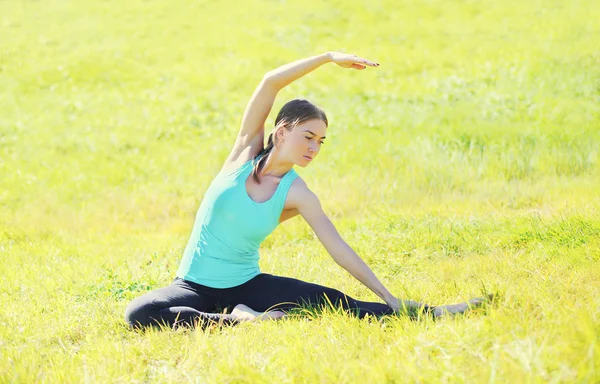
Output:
[124, 273, 395, 329]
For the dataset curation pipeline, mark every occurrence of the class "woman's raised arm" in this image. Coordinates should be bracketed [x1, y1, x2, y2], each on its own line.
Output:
[264, 51, 378, 90]
[227, 52, 378, 163]
[229, 53, 331, 162]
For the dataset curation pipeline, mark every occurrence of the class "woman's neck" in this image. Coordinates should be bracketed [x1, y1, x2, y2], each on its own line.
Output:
[260, 150, 293, 178]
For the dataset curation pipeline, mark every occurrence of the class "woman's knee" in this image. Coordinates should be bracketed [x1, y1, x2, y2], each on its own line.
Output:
[124, 295, 156, 328]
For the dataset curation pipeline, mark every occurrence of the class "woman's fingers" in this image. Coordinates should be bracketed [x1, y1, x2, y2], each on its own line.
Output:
[351, 63, 367, 70]
[330, 51, 380, 68]
[349, 57, 379, 69]
[354, 56, 379, 67]
[331, 52, 380, 68]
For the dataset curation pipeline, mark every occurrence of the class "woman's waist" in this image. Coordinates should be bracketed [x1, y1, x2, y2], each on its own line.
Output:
[177, 259, 261, 289]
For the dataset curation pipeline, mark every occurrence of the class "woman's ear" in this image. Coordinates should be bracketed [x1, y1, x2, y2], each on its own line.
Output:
[276, 126, 287, 143]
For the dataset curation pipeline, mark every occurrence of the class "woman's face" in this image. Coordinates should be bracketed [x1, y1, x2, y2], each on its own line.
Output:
[279, 119, 327, 167]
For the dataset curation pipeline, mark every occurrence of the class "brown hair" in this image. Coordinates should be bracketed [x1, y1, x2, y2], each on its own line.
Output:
[251, 99, 328, 184]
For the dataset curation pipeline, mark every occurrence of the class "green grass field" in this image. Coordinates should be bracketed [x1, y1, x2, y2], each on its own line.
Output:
[1, 0, 599, 382]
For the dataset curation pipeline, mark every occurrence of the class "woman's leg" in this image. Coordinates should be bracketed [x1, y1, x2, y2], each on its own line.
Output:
[224, 274, 396, 318]
[124, 278, 239, 329]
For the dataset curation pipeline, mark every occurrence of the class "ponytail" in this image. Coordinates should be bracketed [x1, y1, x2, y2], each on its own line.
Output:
[251, 132, 275, 184]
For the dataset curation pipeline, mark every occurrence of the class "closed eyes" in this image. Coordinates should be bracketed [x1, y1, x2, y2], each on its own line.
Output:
[305, 136, 325, 145]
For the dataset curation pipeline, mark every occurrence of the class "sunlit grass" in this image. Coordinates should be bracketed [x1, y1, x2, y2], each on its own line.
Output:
[1, 0, 599, 382]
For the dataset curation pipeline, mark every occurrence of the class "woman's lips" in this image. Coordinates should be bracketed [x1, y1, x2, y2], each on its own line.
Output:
[303, 155, 312, 161]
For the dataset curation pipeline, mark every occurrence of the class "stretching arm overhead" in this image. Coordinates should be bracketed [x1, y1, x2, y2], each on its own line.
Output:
[225, 52, 378, 165]
[226, 78, 277, 164]
[226, 53, 333, 164]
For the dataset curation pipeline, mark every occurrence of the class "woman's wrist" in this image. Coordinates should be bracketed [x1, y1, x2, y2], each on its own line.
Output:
[383, 294, 397, 306]
[373, 286, 394, 306]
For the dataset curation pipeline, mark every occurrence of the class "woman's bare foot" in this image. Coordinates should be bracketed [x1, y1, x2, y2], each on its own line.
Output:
[231, 304, 287, 322]
[432, 294, 494, 318]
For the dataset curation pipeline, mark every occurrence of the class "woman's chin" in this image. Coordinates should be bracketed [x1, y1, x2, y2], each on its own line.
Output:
[297, 158, 312, 168]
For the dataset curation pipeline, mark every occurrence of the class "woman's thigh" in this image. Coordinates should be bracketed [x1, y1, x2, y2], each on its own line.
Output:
[225, 273, 388, 316]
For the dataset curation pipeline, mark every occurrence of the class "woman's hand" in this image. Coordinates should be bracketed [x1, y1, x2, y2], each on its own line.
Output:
[386, 296, 427, 313]
[327, 52, 379, 70]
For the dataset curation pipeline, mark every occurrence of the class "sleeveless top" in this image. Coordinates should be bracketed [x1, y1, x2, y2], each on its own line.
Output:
[176, 154, 299, 288]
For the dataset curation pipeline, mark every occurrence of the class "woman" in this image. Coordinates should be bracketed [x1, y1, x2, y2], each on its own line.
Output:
[125, 52, 488, 329]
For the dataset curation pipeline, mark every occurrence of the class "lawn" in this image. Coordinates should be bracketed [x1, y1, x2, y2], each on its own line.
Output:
[1, 0, 599, 382]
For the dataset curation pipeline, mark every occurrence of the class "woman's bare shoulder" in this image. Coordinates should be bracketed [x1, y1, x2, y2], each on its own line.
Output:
[286, 177, 320, 209]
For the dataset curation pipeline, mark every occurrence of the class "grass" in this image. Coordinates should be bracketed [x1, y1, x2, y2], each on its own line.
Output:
[1, 0, 599, 382]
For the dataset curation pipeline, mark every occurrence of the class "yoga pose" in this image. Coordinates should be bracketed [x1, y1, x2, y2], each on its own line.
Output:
[125, 52, 488, 330]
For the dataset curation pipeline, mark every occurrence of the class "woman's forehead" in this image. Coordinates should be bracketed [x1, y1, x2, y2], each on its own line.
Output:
[296, 119, 327, 138]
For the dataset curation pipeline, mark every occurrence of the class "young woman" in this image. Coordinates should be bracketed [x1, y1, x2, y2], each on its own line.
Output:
[125, 52, 488, 329]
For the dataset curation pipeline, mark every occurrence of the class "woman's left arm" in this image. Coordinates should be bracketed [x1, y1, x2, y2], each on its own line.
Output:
[290, 183, 398, 308]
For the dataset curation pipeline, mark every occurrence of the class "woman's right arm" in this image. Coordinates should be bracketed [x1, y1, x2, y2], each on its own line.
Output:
[226, 77, 278, 163]
[262, 52, 332, 90]
[264, 51, 379, 90]
[228, 53, 333, 163]
[227, 52, 378, 163]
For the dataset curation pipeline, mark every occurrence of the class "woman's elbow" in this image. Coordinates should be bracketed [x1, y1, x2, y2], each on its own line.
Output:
[262, 73, 282, 89]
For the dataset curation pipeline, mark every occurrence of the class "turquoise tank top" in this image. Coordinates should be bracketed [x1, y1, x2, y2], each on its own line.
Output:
[176, 154, 299, 288]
